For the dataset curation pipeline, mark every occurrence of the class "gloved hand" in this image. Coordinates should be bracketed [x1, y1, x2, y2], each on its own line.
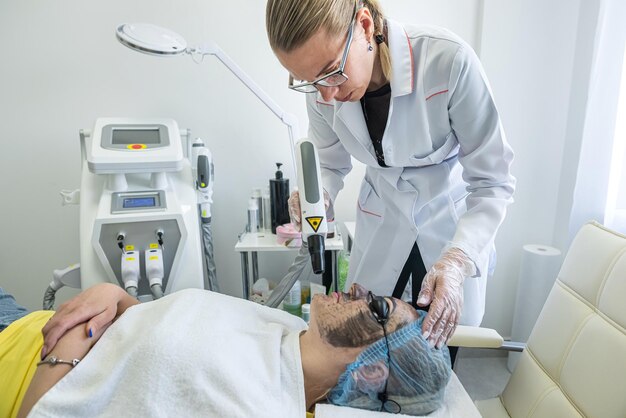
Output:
[417, 247, 476, 348]
[288, 189, 331, 232]
[41, 283, 139, 359]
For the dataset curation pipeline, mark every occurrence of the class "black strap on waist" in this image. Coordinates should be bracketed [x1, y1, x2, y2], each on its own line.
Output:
[392, 242, 428, 309]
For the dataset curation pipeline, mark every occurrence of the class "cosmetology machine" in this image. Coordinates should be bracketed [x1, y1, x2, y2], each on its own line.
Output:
[44, 117, 217, 307]
[44, 23, 328, 308]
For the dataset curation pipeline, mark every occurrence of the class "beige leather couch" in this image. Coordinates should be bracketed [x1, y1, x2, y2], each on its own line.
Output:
[476, 221, 626, 417]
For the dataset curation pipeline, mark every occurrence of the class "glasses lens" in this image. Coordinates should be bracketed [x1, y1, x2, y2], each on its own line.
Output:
[383, 399, 402, 414]
[293, 84, 318, 93]
[317, 72, 348, 87]
[289, 79, 318, 93]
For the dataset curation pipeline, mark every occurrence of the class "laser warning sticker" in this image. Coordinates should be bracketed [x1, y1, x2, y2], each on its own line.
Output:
[305, 216, 324, 232]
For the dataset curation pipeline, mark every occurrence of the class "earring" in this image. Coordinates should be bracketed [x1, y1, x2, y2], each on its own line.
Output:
[367, 42, 373, 52]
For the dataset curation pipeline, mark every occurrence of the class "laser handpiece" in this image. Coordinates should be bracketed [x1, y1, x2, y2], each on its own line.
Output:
[295, 139, 327, 274]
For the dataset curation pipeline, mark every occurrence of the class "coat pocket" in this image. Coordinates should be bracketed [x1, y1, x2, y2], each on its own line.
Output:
[409, 131, 459, 167]
[450, 191, 470, 222]
[357, 179, 384, 218]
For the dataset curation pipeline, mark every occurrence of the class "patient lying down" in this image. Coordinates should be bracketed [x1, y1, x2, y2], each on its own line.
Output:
[9, 283, 451, 417]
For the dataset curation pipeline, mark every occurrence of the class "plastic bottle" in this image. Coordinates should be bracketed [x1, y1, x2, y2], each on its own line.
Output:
[338, 250, 350, 293]
[301, 303, 311, 324]
[247, 198, 259, 233]
[251, 188, 263, 232]
[270, 162, 290, 234]
[262, 187, 272, 233]
[301, 278, 311, 305]
[326, 219, 336, 239]
[283, 279, 302, 317]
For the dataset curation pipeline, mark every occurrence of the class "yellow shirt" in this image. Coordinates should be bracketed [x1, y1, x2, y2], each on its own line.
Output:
[0, 311, 54, 418]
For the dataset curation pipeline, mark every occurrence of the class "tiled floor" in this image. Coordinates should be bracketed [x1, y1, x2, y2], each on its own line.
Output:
[454, 348, 512, 401]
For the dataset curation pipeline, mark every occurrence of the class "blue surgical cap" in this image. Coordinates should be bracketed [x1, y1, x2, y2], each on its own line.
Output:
[327, 311, 451, 415]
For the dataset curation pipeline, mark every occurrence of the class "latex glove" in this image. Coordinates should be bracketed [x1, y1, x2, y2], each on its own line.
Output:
[41, 283, 138, 359]
[417, 247, 476, 349]
[288, 189, 331, 232]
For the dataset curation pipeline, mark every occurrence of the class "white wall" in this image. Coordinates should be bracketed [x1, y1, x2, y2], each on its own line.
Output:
[479, 0, 590, 334]
[0, 0, 482, 311]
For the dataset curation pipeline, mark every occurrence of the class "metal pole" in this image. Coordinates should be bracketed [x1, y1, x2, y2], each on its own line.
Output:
[251, 251, 259, 284]
[240, 252, 250, 299]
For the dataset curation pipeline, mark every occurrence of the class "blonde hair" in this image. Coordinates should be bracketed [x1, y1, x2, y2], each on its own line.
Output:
[266, 0, 392, 82]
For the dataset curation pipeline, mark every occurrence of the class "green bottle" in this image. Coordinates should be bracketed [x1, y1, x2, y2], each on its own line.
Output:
[283, 280, 302, 317]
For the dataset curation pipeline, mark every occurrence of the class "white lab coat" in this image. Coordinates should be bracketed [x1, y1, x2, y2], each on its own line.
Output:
[306, 20, 515, 326]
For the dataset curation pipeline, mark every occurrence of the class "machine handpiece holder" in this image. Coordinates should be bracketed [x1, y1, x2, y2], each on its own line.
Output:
[295, 139, 327, 274]
[196, 150, 214, 222]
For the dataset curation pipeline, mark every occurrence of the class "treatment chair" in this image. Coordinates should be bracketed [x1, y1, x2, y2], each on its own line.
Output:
[475, 221, 626, 417]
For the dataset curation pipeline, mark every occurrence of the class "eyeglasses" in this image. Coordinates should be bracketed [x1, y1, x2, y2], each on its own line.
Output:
[288, 1, 358, 93]
[367, 292, 402, 414]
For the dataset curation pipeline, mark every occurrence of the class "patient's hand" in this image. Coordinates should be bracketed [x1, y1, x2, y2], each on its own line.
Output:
[18, 321, 111, 418]
[41, 283, 139, 359]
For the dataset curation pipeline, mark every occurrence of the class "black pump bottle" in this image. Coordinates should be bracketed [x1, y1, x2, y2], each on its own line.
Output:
[270, 163, 290, 234]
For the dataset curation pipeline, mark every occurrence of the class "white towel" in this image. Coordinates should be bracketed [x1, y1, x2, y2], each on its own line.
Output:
[29, 289, 308, 418]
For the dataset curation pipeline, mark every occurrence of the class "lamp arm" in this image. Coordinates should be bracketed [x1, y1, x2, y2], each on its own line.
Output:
[195, 42, 301, 170]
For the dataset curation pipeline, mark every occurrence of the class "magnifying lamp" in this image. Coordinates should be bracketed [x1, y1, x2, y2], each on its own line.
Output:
[116, 23, 329, 279]
[116, 23, 300, 168]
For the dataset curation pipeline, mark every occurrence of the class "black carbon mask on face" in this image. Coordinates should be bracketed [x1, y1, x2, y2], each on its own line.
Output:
[318, 308, 384, 347]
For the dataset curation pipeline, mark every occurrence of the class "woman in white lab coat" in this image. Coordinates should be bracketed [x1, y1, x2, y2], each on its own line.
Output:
[267, 0, 515, 351]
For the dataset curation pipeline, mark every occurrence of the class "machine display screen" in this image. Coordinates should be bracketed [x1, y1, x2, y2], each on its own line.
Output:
[123, 197, 156, 208]
[112, 128, 161, 145]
